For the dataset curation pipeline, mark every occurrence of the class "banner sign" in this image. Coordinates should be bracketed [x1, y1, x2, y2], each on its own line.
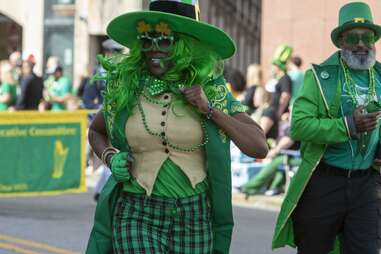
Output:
[0, 111, 89, 196]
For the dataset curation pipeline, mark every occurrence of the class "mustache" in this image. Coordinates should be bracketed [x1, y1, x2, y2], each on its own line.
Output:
[352, 48, 368, 53]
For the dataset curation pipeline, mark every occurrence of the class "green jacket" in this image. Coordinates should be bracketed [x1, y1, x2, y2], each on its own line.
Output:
[272, 51, 381, 253]
[86, 76, 246, 254]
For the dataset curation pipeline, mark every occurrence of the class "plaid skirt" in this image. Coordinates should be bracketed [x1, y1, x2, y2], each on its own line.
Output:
[112, 192, 213, 254]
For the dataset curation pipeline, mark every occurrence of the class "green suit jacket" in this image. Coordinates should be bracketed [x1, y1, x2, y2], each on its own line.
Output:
[86, 76, 246, 254]
[272, 51, 381, 253]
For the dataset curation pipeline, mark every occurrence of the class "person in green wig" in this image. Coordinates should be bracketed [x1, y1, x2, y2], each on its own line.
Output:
[273, 2, 381, 254]
[85, 1, 268, 254]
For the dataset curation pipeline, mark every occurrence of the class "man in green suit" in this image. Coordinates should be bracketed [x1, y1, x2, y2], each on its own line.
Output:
[273, 2, 381, 254]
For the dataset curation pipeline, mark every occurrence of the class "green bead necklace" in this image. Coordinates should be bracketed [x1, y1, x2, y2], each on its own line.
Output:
[340, 59, 377, 156]
[141, 89, 168, 106]
[137, 93, 209, 153]
[340, 58, 376, 107]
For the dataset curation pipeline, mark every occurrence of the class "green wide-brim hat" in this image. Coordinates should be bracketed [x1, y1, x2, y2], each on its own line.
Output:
[331, 2, 381, 48]
[107, 0, 236, 60]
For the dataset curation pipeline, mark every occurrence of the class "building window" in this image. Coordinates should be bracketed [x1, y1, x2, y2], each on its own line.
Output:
[43, 0, 75, 79]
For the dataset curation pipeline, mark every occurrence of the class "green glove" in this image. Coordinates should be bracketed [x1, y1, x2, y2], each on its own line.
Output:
[110, 152, 131, 182]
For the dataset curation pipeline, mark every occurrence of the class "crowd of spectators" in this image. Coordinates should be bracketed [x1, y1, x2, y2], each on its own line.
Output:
[226, 45, 304, 197]
[0, 40, 125, 113]
[0, 52, 75, 112]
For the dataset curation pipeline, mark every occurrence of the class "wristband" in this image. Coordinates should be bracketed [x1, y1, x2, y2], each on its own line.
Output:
[101, 147, 118, 167]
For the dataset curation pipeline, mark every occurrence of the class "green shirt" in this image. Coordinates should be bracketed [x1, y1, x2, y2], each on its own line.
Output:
[323, 68, 381, 170]
[123, 158, 208, 197]
[0, 82, 17, 111]
[45, 76, 72, 111]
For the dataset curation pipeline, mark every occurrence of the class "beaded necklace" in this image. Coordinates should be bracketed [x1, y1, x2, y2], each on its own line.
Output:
[340, 58, 376, 107]
[137, 79, 209, 153]
[141, 89, 168, 106]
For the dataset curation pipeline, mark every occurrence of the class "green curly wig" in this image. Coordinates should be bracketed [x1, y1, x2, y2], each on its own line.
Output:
[96, 34, 223, 114]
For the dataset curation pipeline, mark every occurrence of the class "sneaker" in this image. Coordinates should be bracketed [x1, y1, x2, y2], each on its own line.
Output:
[264, 188, 282, 196]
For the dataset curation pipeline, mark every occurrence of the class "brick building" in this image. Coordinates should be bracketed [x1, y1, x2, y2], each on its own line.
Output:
[261, 0, 381, 79]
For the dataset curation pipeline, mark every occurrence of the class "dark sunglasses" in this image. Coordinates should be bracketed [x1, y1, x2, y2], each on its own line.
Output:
[343, 31, 375, 48]
[137, 34, 175, 52]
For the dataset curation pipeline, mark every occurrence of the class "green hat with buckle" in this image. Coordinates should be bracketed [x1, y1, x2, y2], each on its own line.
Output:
[331, 2, 381, 48]
[106, 0, 236, 60]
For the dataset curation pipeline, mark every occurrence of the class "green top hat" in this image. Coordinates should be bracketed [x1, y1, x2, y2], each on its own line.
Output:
[331, 2, 381, 48]
[272, 44, 293, 72]
[106, 0, 236, 60]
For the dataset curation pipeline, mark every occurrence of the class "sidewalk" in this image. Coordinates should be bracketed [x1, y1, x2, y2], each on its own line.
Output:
[86, 167, 283, 211]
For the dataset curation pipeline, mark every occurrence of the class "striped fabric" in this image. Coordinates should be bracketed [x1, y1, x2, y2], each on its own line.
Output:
[112, 192, 212, 254]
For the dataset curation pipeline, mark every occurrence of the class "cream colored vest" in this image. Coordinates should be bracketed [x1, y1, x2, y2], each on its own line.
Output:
[125, 92, 206, 195]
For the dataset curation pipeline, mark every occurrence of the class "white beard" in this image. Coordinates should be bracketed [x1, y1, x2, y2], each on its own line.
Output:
[341, 48, 376, 70]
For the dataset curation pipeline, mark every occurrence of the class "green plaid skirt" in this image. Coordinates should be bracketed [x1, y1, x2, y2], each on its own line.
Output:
[112, 192, 213, 254]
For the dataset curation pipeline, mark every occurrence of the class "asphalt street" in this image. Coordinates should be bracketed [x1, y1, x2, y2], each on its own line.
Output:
[0, 191, 295, 254]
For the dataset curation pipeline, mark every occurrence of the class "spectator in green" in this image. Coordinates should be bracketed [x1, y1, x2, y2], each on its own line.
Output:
[0, 62, 17, 111]
[288, 56, 304, 106]
[44, 66, 72, 111]
[239, 123, 300, 198]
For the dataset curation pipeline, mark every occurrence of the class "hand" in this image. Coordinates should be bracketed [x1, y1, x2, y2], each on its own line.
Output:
[280, 112, 290, 122]
[266, 148, 279, 160]
[43, 90, 50, 101]
[181, 85, 209, 114]
[110, 152, 132, 182]
[353, 105, 381, 133]
[373, 159, 381, 168]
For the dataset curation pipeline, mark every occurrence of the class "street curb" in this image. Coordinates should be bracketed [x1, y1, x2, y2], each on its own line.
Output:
[232, 193, 283, 212]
